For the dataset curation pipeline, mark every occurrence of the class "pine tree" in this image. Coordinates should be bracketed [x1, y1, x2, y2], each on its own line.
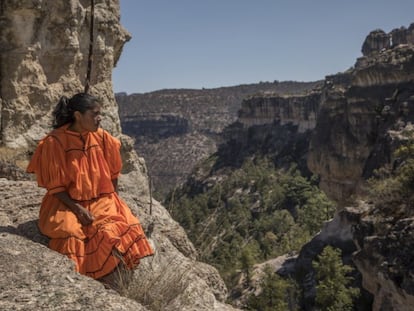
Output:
[247, 266, 298, 311]
[312, 246, 360, 311]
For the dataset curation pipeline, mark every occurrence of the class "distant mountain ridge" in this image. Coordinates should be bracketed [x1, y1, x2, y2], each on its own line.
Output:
[116, 80, 322, 197]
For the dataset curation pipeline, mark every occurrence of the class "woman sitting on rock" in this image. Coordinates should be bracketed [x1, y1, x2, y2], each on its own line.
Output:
[27, 93, 154, 283]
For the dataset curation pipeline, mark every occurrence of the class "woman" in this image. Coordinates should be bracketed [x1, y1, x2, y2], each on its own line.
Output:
[27, 93, 154, 281]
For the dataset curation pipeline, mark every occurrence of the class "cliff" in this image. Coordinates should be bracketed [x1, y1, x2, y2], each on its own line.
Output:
[236, 23, 414, 310]
[305, 23, 414, 310]
[308, 23, 414, 204]
[212, 90, 321, 174]
[238, 91, 320, 132]
[0, 1, 237, 310]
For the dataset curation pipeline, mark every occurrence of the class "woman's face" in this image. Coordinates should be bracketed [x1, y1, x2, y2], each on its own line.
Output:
[75, 105, 102, 132]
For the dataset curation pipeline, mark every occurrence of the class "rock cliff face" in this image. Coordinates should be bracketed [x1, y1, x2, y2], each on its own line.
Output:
[308, 23, 414, 204]
[341, 201, 414, 311]
[0, 0, 127, 148]
[0, 1, 237, 310]
[306, 23, 414, 310]
[238, 91, 320, 133]
[210, 90, 321, 176]
[362, 24, 414, 56]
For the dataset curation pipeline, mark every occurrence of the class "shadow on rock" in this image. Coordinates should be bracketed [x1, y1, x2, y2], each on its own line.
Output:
[0, 220, 50, 246]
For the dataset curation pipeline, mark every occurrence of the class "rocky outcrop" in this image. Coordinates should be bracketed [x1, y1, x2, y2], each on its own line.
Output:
[210, 90, 321, 177]
[238, 91, 320, 133]
[0, 176, 237, 311]
[307, 22, 414, 310]
[342, 200, 414, 311]
[231, 254, 297, 308]
[361, 29, 391, 56]
[0, 180, 148, 311]
[0, 0, 129, 149]
[293, 209, 372, 310]
[308, 23, 414, 204]
[361, 23, 414, 56]
[0, 1, 238, 310]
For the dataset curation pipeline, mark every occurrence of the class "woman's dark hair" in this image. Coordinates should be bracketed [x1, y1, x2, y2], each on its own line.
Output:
[52, 93, 99, 129]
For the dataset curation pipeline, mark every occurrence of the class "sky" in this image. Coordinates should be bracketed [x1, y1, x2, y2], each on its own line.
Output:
[112, 0, 414, 94]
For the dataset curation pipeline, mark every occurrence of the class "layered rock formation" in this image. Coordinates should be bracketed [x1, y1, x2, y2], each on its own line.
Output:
[343, 201, 414, 311]
[0, 1, 238, 310]
[362, 24, 414, 56]
[227, 29, 414, 306]
[306, 23, 414, 310]
[0, 0, 127, 149]
[308, 23, 414, 204]
[211, 90, 321, 177]
[238, 91, 320, 133]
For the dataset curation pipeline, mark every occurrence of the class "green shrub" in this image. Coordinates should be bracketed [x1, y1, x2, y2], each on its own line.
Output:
[247, 266, 299, 311]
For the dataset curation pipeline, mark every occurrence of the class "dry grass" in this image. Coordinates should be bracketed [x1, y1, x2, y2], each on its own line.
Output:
[120, 257, 194, 311]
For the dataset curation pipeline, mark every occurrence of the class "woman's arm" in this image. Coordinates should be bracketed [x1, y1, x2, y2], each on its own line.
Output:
[54, 191, 95, 226]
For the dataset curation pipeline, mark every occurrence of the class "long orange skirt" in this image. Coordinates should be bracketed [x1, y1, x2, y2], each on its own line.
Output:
[39, 193, 154, 279]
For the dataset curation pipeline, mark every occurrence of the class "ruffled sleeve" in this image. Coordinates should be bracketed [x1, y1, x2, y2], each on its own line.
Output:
[102, 130, 122, 180]
[27, 135, 68, 195]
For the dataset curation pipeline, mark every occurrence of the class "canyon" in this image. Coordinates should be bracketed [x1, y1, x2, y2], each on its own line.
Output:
[116, 81, 321, 198]
[1, 0, 414, 310]
[132, 23, 414, 310]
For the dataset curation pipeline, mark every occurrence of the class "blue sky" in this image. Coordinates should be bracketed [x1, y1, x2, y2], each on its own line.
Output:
[113, 0, 414, 94]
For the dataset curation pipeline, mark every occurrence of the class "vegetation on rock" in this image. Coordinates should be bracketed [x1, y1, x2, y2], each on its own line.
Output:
[313, 246, 360, 311]
[166, 156, 335, 290]
[246, 265, 299, 311]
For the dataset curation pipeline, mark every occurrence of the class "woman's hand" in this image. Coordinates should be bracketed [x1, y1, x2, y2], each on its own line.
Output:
[54, 191, 95, 226]
[73, 204, 95, 226]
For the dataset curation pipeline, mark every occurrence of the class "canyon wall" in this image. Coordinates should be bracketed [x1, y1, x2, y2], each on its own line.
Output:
[116, 81, 321, 197]
[210, 90, 321, 176]
[308, 24, 414, 204]
[231, 23, 414, 310]
[238, 91, 320, 133]
[308, 23, 414, 310]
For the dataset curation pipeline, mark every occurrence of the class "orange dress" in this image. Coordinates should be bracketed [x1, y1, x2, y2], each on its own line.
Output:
[27, 124, 154, 279]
